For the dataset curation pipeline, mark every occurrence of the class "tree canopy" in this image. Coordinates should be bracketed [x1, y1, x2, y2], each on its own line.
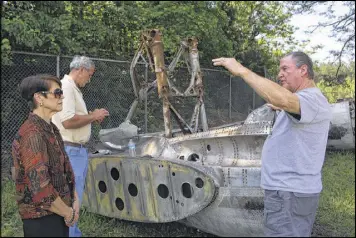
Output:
[2, 1, 300, 73]
[288, 1, 355, 79]
[2, 1, 355, 86]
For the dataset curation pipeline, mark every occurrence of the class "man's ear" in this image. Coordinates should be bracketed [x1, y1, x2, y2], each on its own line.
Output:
[300, 64, 308, 77]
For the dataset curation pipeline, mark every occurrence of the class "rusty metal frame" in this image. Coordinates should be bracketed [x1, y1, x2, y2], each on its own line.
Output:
[128, 29, 208, 137]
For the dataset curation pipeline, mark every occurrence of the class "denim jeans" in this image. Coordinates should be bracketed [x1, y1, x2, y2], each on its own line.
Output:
[65, 145, 89, 237]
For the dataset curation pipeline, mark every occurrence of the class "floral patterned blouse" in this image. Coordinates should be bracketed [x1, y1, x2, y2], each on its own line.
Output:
[12, 113, 75, 219]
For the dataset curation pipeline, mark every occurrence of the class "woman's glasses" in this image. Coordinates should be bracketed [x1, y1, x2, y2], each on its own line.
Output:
[40, 88, 63, 99]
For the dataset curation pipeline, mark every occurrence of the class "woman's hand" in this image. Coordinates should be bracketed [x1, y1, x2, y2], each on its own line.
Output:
[72, 199, 80, 217]
[64, 207, 79, 227]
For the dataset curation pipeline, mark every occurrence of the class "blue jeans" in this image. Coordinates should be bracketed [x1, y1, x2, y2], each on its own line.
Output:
[65, 145, 89, 237]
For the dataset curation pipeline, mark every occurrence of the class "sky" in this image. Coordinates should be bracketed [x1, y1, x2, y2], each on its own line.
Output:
[289, 2, 352, 63]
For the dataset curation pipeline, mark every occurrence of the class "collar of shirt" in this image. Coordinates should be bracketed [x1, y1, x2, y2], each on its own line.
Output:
[63, 74, 82, 94]
[28, 112, 57, 134]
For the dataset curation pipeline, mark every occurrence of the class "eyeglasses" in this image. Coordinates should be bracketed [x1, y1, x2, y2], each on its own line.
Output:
[40, 88, 63, 99]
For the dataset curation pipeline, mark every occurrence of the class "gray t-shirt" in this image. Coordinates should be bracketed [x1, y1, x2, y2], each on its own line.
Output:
[261, 87, 332, 193]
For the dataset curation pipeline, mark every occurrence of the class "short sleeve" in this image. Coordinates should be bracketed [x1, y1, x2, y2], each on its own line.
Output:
[287, 89, 331, 124]
[58, 84, 76, 122]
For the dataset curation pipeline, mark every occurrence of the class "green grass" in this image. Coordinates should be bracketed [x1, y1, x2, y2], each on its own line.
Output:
[312, 151, 355, 237]
[0, 179, 213, 237]
[2, 151, 354, 237]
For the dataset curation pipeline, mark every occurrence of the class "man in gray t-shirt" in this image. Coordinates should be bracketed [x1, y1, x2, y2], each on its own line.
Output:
[213, 52, 332, 237]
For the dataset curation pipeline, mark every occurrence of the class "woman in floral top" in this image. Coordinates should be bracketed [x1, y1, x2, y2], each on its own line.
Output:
[12, 74, 79, 237]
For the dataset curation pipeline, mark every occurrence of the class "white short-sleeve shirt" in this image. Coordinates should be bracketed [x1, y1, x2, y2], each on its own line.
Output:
[52, 75, 91, 144]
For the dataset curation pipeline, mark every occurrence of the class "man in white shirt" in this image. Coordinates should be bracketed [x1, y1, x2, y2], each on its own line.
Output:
[52, 55, 109, 237]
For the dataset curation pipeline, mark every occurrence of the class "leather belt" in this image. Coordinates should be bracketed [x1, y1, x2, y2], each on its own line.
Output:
[63, 141, 86, 148]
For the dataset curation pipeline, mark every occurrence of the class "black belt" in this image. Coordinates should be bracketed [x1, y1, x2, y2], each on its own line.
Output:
[63, 141, 86, 148]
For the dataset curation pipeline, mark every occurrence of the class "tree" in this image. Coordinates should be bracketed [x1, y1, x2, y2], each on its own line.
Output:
[2, 1, 298, 72]
[288, 1, 355, 81]
[219, 2, 298, 72]
[315, 61, 355, 103]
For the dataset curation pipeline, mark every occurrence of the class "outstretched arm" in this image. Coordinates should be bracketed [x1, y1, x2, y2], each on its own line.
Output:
[212, 57, 300, 115]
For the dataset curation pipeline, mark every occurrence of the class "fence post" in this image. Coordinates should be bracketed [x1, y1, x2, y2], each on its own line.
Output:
[229, 75, 232, 119]
[264, 65, 268, 79]
[144, 63, 148, 133]
[56, 55, 60, 78]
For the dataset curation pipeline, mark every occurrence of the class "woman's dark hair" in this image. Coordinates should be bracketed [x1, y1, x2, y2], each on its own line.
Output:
[19, 74, 62, 110]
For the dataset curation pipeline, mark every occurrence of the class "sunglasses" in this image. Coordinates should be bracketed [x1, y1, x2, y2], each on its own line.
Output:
[40, 88, 63, 99]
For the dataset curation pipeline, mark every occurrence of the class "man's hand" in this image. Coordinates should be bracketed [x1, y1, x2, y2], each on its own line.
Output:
[267, 103, 282, 111]
[212, 57, 248, 77]
[90, 108, 109, 123]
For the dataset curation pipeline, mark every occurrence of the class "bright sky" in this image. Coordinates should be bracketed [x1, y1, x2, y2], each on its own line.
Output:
[289, 2, 351, 63]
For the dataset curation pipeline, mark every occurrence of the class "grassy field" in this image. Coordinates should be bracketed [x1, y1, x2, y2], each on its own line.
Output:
[312, 151, 355, 237]
[1, 151, 354, 237]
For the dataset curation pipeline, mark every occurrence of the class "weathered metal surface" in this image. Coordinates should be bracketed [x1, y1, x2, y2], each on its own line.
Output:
[142, 29, 168, 98]
[185, 38, 202, 96]
[327, 99, 355, 150]
[180, 187, 265, 237]
[82, 155, 216, 223]
[167, 37, 208, 132]
[84, 113, 271, 236]
[126, 31, 208, 138]
[86, 104, 274, 236]
[142, 29, 172, 138]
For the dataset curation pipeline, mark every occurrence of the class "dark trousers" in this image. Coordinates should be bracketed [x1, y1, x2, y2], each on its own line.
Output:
[23, 214, 69, 237]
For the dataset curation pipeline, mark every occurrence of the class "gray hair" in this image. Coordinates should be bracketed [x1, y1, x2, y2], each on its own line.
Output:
[69, 55, 95, 71]
[284, 51, 314, 79]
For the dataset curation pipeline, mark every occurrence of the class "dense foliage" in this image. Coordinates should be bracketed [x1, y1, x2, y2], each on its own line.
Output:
[316, 61, 355, 103]
[2, 1, 299, 72]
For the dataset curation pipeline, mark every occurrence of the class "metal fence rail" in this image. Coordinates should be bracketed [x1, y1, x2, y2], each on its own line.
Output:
[1, 51, 264, 178]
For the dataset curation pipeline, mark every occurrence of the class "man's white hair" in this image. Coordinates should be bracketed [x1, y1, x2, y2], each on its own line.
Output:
[70, 55, 95, 71]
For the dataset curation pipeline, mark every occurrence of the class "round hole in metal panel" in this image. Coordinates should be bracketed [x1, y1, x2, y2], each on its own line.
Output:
[172, 172, 175, 176]
[195, 178, 204, 188]
[182, 182, 193, 198]
[111, 167, 120, 181]
[115, 198, 124, 211]
[98, 181, 107, 193]
[207, 144, 211, 151]
[128, 183, 138, 197]
[187, 153, 199, 162]
[157, 184, 169, 199]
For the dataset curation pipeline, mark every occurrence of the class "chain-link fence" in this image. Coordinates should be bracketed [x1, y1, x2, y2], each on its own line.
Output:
[1, 51, 265, 178]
